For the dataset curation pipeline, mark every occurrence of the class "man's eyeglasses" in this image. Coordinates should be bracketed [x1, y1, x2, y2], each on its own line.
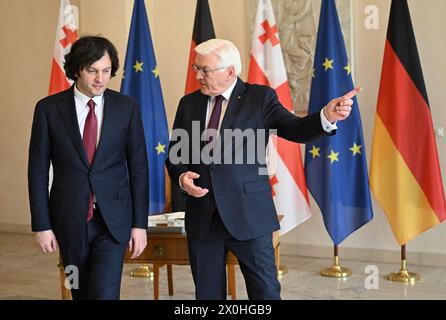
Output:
[192, 64, 227, 76]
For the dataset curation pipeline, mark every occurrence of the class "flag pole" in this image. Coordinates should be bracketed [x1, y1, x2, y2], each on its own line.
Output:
[321, 245, 352, 278]
[387, 244, 420, 283]
[276, 244, 288, 277]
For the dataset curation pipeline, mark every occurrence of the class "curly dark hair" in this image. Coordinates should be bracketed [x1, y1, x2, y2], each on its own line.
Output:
[64, 36, 119, 81]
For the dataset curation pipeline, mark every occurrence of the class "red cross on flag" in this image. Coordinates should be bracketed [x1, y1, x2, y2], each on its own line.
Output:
[48, 0, 78, 95]
[248, 0, 311, 235]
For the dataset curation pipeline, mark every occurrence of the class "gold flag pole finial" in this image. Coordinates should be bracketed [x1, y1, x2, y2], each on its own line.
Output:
[321, 245, 352, 278]
[387, 245, 420, 283]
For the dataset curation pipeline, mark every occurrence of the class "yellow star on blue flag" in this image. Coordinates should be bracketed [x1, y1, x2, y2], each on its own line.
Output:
[133, 60, 143, 73]
[322, 57, 334, 71]
[155, 142, 166, 155]
[152, 65, 159, 78]
[344, 63, 351, 75]
[327, 150, 339, 164]
[309, 145, 320, 158]
[349, 142, 362, 156]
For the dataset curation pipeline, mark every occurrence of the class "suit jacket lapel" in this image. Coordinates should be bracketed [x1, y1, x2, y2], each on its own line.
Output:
[92, 89, 113, 167]
[194, 80, 246, 148]
[195, 93, 208, 132]
[220, 78, 247, 133]
[193, 93, 208, 149]
[56, 86, 89, 167]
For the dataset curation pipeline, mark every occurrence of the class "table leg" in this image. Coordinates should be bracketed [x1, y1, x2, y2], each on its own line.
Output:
[167, 264, 174, 296]
[58, 259, 71, 300]
[153, 264, 159, 300]
[227, 264, 236, 300]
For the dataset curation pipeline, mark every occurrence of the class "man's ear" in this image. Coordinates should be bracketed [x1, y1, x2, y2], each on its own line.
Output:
[227, 66, 235, 80]
[76, 67, 85, 79]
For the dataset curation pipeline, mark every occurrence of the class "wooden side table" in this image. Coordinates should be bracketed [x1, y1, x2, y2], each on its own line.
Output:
[124, 233, 243, 300]
[59, 229, 281, 300]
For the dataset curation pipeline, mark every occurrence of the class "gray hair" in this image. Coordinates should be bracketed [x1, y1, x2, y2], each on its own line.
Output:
[194, 39, 242, 76]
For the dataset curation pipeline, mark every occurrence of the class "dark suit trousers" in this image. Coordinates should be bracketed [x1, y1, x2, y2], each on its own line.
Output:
[60, 207, 127, 300]
[187, 211, 281, 300]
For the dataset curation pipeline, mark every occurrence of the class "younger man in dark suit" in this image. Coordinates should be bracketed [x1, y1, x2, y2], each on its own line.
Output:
[28, 36, 149, 300]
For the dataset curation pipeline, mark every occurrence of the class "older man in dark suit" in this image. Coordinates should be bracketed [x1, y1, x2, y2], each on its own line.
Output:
[166, 38, 359, 300]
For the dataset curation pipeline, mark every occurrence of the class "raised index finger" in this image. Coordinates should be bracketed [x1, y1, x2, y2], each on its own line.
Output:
[342, 87, 362, 100]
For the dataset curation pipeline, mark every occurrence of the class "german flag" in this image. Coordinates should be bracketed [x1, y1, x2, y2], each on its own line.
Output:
[370, 0, 446, 245]
[184, 0, 215, 94]
[171, 0, 215, 212]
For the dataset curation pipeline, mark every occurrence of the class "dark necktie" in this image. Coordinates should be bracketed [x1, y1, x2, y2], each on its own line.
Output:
[206, 95, 224, 144]
[83, 99, 97, 222]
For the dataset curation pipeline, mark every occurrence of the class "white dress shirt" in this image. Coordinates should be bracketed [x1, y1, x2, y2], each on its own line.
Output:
[205, 78, 238, 130]
[74, 85, 104, 203]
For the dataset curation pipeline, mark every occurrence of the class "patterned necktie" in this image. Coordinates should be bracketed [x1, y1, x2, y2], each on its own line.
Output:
[83, 99, 97, 222]
[206, 95, 224, 144]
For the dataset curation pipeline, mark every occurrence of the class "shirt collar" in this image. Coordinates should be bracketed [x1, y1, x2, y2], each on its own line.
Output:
[74, 84, 103, 107]
[210, 78, 238, 102]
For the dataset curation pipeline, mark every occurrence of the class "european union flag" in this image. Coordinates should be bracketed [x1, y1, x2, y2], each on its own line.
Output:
[121, 0, 169, 214]
[304, 0, 373, 245]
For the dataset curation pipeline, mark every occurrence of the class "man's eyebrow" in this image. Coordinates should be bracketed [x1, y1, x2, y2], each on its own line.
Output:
[87, 66, 111, 70]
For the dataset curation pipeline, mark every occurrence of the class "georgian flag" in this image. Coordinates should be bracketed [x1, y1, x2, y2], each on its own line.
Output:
[48, 0, 78, 95]
[248, 0, 311, 235]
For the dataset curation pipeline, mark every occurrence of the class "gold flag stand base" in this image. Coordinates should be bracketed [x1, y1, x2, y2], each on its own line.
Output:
[388, 258, 419, 283]
[387, 268, 419, 283]
[321, 264, 352, 278]
[321, 262, 352, 278]
[130, 264, 154, 278]
[278, 265, 288, 277]
[321, 246, 352, 278]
